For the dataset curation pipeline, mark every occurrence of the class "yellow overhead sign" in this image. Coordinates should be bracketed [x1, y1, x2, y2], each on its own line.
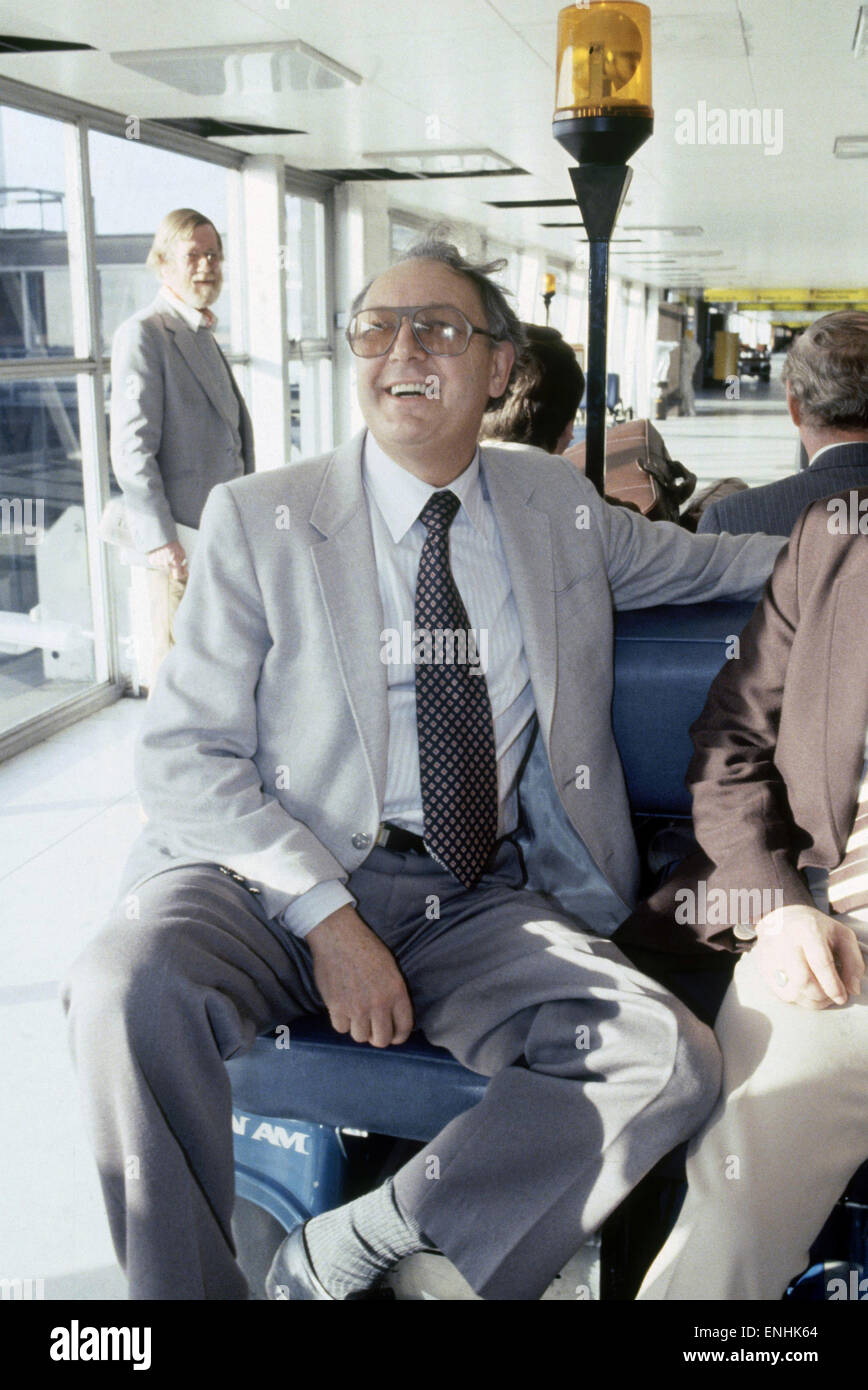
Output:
[705, 288, 868, 310]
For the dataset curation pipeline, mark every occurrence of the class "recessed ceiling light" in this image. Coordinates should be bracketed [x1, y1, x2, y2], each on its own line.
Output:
[853, 6, 868, 57]
[485, 198, 576, 208]
[620, 250, 723, 259]
[363, 148, 515, 175]
[621, 225, 704, 236]
[109, 41, 361, 96]
[834, 134, 868, 157]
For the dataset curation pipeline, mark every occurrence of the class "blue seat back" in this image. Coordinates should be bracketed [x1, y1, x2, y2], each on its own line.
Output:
[613, 601, 754, 816]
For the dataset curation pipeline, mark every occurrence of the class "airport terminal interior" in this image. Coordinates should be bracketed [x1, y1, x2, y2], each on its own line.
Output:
[1, 0, 866, 1299]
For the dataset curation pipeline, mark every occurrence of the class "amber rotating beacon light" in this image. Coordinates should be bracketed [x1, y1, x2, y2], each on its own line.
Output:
[553, 2, 653, 493]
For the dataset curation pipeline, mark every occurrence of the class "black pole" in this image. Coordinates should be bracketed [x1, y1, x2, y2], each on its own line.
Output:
[567, 163, 634, 497]
[585, 239, 609, 496]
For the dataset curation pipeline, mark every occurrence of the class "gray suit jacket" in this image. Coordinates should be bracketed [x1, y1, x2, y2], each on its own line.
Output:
[120, 433, 785, 933]
[698, 441, 868, 537]
[110, 295, 255, 553]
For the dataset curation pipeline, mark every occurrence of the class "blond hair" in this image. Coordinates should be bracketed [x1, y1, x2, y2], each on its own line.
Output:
[146, 209, 223, 272]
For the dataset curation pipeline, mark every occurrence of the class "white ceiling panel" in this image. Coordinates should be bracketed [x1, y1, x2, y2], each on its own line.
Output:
[0, 0, 288, 50]
[0, 0, 862, 290]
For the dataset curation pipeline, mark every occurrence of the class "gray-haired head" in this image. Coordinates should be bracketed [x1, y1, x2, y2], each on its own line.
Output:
[351, 234, 527, 408]
[782, 310, 868, 431]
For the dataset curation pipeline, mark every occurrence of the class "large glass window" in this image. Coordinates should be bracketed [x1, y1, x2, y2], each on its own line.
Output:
[285, 186, 332, 459]
[0, 375, 95, 736]
[389, 213, 426, 259]
[0, 88, 248, 754]
[0, 108, 72, 360]
[285, 195, 326, 342]
[88, 131, 236, 353]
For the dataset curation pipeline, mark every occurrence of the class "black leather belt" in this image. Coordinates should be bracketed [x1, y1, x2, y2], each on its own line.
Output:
[375, 822, 430, 855]
[376, 823, 512, 863]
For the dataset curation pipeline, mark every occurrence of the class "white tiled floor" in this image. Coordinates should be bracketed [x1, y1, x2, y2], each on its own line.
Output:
[1, 697, 143, 1300]
[0, 376, 798, 1301]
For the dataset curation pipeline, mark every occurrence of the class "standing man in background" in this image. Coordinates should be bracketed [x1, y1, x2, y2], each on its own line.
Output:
[678, 331, 702, 417]
[698, 311, 868, 535]
[109, 207, 254, 688]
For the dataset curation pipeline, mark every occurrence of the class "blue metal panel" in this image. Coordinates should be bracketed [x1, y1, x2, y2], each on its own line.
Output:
[232, 1109, 347, 1231]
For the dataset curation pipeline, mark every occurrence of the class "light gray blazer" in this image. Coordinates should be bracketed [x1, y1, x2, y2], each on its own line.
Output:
[120, 433, 784, 933]
[109, 295, 255, 553]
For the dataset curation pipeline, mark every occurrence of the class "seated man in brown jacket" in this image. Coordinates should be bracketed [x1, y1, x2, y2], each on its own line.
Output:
[617, 489, 868, 1300]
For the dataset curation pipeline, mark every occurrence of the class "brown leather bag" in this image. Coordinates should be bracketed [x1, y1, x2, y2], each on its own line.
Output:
[679, 476, 749, 532]
[565, 419, 697, 523]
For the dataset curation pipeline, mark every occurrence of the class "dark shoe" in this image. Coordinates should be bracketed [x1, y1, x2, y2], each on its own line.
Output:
[266, 1223, 335, 1301]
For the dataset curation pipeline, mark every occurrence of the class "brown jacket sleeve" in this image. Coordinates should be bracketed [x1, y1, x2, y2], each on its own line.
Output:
[616, 505, 818, 956]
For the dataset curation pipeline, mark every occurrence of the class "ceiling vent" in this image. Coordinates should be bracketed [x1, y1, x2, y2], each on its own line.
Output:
[486, 198, 577, 209]
[0, 36, 93, 53]
[155, 118, 305, 139]
[316, 165, 527, 182]
[110, 41, 361, 96]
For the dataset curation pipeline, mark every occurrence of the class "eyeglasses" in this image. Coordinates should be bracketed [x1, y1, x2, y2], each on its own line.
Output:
[346, 304, 499, 358]
[181, 250, 222, 266]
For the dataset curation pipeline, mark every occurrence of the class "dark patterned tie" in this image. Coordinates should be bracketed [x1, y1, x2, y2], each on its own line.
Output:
[415, 490, 498, 887]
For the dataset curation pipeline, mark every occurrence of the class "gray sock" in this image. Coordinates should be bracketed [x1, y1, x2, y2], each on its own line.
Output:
[304, 1178, 429, 1299]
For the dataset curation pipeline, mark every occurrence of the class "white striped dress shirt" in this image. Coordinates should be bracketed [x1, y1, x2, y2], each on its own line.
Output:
[363, 431, 536, 838]
[282, 431, 537, 937]
[806, 725, 868, 942]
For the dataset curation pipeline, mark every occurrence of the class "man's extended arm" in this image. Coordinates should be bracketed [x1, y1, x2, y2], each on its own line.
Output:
[587, 471, 786, 608]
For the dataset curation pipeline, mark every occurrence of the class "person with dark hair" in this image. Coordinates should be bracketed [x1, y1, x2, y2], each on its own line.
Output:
[699, 310, 868, 536]
[481, 323, 584, 455]
[66, 237, 784, 1302]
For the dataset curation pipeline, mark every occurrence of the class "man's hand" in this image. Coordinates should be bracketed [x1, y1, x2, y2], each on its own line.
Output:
[754, 904, 864, 1010]
[306, 905, 414, 1047]
[148, 540, 188, 580]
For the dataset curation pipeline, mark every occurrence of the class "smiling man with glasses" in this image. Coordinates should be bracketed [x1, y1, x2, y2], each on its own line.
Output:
[66, 236, 787, 1302]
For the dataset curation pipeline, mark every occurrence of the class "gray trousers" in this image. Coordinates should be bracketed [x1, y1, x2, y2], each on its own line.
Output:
[62, 842, 721, 1300]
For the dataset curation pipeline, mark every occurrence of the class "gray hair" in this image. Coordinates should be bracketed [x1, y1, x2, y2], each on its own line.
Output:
[782, 310, 868, 430]
[351, 233, 527, 407]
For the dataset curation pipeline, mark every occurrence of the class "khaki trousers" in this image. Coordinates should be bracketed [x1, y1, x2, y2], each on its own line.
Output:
[129, 567, 186, 691]
[127, 525, 196, 691]
[637, 945, 868, 1300]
